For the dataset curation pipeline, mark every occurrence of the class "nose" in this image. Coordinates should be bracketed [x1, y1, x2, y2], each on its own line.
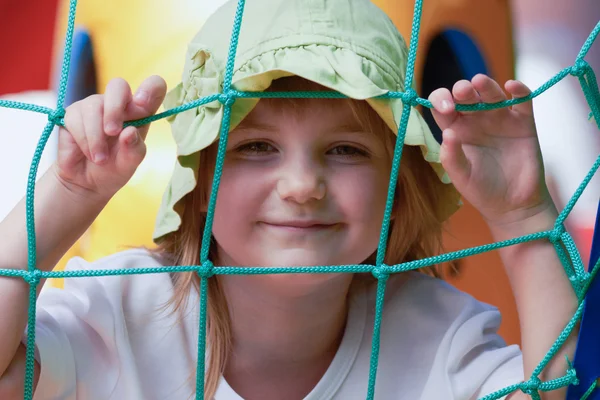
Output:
[276, 156, 326, 204]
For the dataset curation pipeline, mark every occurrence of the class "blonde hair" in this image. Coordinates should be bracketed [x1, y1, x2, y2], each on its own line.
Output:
[151, 77, 447, 399]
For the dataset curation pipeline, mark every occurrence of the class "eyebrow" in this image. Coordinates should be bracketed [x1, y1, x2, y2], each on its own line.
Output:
[329, 123, 368, 134]
[234, 120, 279, 132]
[233, 120, 368, 135]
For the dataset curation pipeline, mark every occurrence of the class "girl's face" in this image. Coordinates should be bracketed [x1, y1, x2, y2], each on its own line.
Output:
[210, 98, 392, 270]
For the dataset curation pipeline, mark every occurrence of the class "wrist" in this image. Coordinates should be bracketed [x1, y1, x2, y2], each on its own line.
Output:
[49, 163, 113, 208]
[486, 201, 559, 242]
[488, 202, 563, 284]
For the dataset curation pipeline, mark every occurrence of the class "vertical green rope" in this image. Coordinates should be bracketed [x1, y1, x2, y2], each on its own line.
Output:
[556, 153, 600, 228]
[576, 21, 600, 61]
[366, 1, 426, 399]
[55, 0, 78, 110]
[199, 0, 246, 262]
[374, 0, 425, 266]
[221, 0, 246, 92]
[195, 1, 246, 398]
[365, 275, 389, 400]
[581, 379, 598, 400]
[21, 1, 79, 398]
[574, 22, 600, 129]
[195, 276, 210, 399]
[403, 0, 424, 89]
[22, 271, 41, 400]
[22, 118, 58, 399]
[578, 64, 600, 129]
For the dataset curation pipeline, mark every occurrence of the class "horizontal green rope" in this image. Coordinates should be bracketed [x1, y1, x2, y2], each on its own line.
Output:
[0, 100, 55, 116]
[113, 62, 579, 129]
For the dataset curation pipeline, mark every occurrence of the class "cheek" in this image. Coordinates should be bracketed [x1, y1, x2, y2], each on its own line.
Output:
[211, 164, 270, 241]
[333, 166, 390, 228]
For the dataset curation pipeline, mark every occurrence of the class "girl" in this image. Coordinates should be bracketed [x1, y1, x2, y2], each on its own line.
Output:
[0, 0, 578, 399]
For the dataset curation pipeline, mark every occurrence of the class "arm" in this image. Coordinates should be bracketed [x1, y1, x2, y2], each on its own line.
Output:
[0, 75, 166, 395]
[0, 166, 108, 378]
[491, 205, 578, 400]
[428, 74, 578, 399]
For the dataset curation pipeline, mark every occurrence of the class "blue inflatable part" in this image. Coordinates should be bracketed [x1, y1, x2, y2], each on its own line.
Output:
[443, 29, 488, 80]
[567, 200, 600, 400]
[63, 28, 97, 106]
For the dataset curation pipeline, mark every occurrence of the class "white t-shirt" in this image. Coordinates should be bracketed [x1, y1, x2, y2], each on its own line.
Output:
[26, 249, 524, 399]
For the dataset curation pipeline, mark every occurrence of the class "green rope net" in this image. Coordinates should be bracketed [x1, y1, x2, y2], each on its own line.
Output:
[1, 0, 600, 399]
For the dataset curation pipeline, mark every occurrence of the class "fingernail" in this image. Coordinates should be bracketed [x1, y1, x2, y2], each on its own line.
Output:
[126, 132, 139, 146]
[134, 90, 149, 103]
[105, 122, 119, 134]
[442, 100, 451, 111]
[94, 152, 108, 163]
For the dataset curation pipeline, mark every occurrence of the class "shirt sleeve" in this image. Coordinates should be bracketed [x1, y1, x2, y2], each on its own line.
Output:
[448, 306, 524, 399]
[422, 292, 525, 400]
[22, 249, 164, 400]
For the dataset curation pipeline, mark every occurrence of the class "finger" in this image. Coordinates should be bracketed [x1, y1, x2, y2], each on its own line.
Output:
[471, 74, 507, 104]
[428, 88, 457, 131]
[132, 75, 167, 114]
[115, 126, 146, 175]
[452, 79, 481, 108]
[61, 104, 90, 162]
[125, 75, 167, 139]
[82, 95, 110, 164]
[505, 80, 534, 117]
[103, 78, 133, 136]
[440, 128, 471, 185]
[63, 100, 95, 162]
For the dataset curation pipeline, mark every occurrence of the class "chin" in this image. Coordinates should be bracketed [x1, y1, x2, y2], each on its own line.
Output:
[219, 248, 365, 297]
[253, 249, 348, 268]
[260, 272, 351, 298]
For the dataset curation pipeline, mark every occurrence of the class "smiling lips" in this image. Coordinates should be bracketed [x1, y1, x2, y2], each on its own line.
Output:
[260, 220, 339, 232]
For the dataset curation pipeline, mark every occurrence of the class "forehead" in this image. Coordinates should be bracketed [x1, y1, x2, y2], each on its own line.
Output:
[237, 97, 361, 131]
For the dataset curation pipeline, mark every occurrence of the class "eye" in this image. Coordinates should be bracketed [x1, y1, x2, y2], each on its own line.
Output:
[235, 141, 276, 155]
[328, 144, 369, 158]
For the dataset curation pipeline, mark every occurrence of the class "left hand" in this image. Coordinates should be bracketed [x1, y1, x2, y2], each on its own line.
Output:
[429, 74, 555, 232]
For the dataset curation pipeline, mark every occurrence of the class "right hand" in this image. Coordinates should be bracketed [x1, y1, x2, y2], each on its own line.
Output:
[54, 76, 167, 200]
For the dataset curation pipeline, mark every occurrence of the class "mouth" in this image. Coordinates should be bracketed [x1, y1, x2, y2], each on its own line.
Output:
[259, 221, 339, 232]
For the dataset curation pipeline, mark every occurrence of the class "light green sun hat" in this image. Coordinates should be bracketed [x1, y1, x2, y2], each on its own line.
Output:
[153, 0, 461, 242]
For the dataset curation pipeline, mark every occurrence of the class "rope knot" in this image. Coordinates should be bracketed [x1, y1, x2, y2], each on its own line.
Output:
[48, 108, 66, 126]
[570, 273, 589, 295]
[372, 264, 390, 280]
[565, 363, 578, 384]
[197, 260, 215, 279]
[520, 376, 541, 394]
[23, 269, 42, 286]
[400, 88, 418, 107]
[218, 92, 236, 107]
[564, 366, 580, 387]
[549, 224, 565, 244]
[571, 59, 590, 78]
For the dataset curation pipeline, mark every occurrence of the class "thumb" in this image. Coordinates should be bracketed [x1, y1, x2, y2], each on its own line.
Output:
[115, 126, 146, 177]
